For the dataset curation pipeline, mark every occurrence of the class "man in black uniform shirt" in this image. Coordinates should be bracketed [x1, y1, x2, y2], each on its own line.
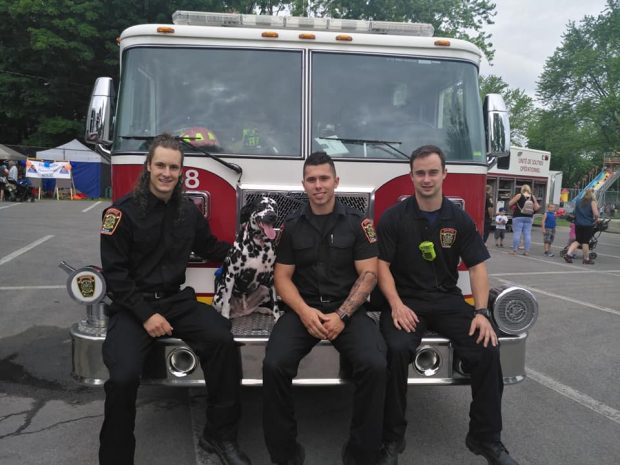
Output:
[376, 145, 519, 465]
[99, 134, 251, 465]
[263, 152, 387, 465]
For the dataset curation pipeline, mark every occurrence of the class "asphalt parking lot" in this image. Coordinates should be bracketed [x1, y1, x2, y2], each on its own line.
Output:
[1, 200, 619, 465]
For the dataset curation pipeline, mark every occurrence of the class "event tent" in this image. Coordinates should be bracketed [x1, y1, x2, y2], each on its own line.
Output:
[37, 139, 111, 198]
[0, 144, 27, 160]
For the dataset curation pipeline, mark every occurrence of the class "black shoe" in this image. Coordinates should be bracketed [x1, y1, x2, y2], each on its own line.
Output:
[277, 443, 305, 465]
[466, 434, 519, 465]
[377, 438, 406, 465]
[563, 254, 573, 263]
[199, 435, 252, 465]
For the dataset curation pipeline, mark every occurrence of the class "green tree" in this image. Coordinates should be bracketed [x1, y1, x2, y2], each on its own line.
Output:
[0, 0, 232, 148]
[534, 0, 620, 183]
[479, 74, 536, 147]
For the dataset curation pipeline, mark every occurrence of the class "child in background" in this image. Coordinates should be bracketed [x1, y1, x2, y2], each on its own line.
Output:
[494, 207, 508, 247]
[542, 203, 557, 257]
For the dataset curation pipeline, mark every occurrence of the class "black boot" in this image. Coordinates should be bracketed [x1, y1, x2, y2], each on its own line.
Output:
[277, 443, 305, 465]
[199, 434, 251, 465]
[466, 434, 519, 465]
[377, 438, 406, 465]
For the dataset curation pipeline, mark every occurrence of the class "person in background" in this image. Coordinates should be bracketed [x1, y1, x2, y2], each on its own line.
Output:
[483, 185, 494, 244]
[508, 185, 539, 256]
[542, 203, 556, 257]
[494, 208, 508, 248]
[564, 189, 599, 265]
[0, 162, 8, 201]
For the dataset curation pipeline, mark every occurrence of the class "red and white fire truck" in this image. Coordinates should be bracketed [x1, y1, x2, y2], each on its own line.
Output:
[67, 11, 538, 387]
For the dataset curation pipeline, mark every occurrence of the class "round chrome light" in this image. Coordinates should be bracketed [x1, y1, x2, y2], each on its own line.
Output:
[168, 348, 197, 377]
[413, 346, 441, 376]
[489, 286, 538, 335]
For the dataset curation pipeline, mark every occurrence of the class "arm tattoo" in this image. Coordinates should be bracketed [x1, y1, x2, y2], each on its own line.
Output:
[339, 270, 377, 317]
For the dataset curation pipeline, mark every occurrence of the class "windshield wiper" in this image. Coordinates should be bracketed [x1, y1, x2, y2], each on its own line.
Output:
[121, 136, 243, 175]
[321, 137, 409, 159]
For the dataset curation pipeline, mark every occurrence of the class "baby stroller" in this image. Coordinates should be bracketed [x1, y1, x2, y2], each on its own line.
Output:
[560, 217, 610, 260]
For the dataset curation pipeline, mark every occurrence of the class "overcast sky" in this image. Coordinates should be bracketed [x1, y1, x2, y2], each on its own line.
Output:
[479, 0, 610, 100]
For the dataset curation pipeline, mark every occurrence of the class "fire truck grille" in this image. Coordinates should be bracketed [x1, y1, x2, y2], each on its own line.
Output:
[241, 190, 370, 227]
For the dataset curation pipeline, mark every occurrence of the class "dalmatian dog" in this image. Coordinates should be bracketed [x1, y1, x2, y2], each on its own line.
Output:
[213, 196, 280, 319]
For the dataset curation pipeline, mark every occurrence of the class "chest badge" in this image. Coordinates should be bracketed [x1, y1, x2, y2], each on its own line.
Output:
[101, 208, 122, 235]
[439, 227, 457, 248]
[361, 218, 377, 244]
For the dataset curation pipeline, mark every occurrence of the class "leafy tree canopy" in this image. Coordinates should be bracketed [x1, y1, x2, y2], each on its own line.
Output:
[536, 1, 620, 162]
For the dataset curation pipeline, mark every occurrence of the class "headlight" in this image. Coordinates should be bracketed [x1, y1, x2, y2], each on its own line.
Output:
[413, 346, 442, 376]
[489, 286, 538, 335]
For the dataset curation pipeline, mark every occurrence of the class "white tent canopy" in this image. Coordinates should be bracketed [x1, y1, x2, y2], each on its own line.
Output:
[36, 139, 109, 164]
[0, 144, 27, 160]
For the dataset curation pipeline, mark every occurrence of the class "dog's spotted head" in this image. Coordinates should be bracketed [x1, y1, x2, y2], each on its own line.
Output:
[240, 196, 278, 240]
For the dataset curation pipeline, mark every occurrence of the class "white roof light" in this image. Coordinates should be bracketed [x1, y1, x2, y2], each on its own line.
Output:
[172, 11, 434, 37]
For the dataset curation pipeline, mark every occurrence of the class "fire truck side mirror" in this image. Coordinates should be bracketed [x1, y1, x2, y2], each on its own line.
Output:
[483, 94, 510, 158]
[85, 77, 115, 146]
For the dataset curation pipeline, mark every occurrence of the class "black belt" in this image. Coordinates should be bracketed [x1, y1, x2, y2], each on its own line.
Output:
[141, 290, 178, 301]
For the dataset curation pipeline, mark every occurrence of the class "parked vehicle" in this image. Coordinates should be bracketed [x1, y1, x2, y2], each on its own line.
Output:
[70, 11, 538, 388]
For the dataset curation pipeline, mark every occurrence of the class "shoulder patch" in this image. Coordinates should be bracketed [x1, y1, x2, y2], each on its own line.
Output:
[361, 218, 377, 243]
[101, 208, 122, 235]
[439, 227, 457, 248]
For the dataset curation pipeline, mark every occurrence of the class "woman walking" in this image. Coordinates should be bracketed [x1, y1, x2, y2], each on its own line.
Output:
[564, 189, 600, 265]
[508, 184, 539, 256]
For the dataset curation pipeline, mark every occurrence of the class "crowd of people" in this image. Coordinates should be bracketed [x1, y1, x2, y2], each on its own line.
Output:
[483, 184, 608, 266]
[0, 159, 35, 202]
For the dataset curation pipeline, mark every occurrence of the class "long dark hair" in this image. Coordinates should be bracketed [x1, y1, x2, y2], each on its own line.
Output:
[133, 133, 185, 220]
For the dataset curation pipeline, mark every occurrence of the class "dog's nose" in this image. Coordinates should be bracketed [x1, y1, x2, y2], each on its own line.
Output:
[263, 211, 277, 224]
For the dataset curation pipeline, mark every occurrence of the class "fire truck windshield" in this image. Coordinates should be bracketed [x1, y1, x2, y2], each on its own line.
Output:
[114, 47, 485, 163]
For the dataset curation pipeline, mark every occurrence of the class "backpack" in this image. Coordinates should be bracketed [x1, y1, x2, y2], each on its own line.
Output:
[519, 195, 535, 215]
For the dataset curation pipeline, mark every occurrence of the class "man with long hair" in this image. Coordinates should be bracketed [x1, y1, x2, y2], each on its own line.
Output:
[99, 134, 251, 465]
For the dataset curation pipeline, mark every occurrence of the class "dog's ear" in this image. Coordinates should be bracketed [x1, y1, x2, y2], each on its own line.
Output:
[239, 198, 259, 224]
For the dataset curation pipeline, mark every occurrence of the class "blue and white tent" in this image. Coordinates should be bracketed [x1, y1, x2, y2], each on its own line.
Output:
[37, 139, 111, 198]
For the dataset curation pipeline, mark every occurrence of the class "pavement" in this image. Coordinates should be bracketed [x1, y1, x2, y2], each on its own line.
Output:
[606, 218, 620, 233]
[1, 199, 619, 465]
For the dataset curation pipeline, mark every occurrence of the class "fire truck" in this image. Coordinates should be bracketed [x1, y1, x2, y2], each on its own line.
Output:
[67, 11, 538, 387]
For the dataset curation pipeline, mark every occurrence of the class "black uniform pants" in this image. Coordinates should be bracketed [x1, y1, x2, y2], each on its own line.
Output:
[99, 288, 242, 465]
[380, 299, 503, 444]
[263, 307, 387, 465]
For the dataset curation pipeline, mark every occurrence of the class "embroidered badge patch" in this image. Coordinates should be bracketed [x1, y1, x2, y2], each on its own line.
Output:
[439, 227, 457, 248]
[361, 218, 377, 243]
[101, 208, 122, 235]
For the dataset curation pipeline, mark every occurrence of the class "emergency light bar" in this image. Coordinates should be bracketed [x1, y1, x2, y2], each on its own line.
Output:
[172, 11, 434, 37]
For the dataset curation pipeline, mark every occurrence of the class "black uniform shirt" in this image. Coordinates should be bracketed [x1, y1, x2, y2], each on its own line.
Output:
[377, 196, 489, 309]
[100, 192, 230, 322]
[276, 200, 377, 306]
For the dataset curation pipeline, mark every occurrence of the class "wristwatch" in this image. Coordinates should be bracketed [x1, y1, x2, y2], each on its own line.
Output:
[336, 308, 351, 324]
[474, 308, 492, 320]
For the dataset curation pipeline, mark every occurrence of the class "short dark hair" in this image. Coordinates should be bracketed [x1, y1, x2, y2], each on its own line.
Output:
[409, 145, 446, 171]
[303, 151, 336, 178]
